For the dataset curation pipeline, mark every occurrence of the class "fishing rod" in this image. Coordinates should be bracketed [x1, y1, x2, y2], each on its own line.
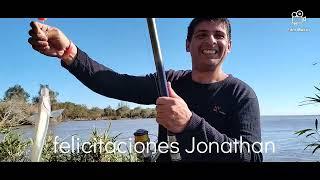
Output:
[146, 18, 181, 162]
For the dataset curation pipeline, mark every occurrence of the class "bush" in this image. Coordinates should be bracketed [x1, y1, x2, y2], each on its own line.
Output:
[296, 86, 320, 154]
[0, 125, 139, 162]
[0, 98, 31, 128]
[295, 118, 320, 154]
[0, 128, 31, 162]
[41, 124, 139, 162]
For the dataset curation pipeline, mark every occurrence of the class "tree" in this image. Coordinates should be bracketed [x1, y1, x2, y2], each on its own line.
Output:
[130, 106, 142, 118]
[115, 101, 130, 118]
[32, 84, 59, 105]
[88, 107, 104, 120]
[117, 101, 129, 109]
[149, 108, 157, 118]
[3, 85, 30, 102]
[0, 98, 30, 128]
[104, 106, 116, 117]
[140, 109, 149, 118]
[116, 106, 130, 118]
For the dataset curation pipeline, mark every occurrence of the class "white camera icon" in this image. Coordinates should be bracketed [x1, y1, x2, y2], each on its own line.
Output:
[291, 10, 306, 26]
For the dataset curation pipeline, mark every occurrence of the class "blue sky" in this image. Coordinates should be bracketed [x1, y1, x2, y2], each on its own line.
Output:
[1, 18, 320, 115]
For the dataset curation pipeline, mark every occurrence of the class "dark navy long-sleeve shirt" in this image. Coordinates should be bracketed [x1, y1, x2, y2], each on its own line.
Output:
[61, 48, 263, 162]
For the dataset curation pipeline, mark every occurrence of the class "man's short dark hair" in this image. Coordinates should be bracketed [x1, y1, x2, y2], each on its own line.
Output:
[187, 18, 231, 42]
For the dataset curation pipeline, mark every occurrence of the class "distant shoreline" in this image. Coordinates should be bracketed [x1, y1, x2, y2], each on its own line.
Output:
[71, 117, 155, 121]
[3, 115, 318, 129]
[261, 114, 319, 117]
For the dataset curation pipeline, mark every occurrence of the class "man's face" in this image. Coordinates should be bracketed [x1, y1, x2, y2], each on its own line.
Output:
[186, 21, 231, 71]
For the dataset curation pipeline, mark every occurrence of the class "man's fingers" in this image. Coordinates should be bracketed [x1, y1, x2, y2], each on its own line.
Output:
[157, 111, 174, 119]
[156, 105, 165, 114]
[28, 38, 48, 47]
[31, 45, 44, 53]
[156, 112, 175, 130]
[156, 97, 176, 105]
[30, 21, 49, 38]
[156, 104, 173, 114]
[28, 30, 48, 41]
[31, 44, 49, 51]
[29, 39, 49, 53]
[28, 38, 46, 46]
[156, 116, 169, 128]
[30, 21, 42, 34]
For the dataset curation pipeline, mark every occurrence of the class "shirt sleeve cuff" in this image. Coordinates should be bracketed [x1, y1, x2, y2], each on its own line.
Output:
[60, 46, 83, 70]
[183, 111, 203, 132]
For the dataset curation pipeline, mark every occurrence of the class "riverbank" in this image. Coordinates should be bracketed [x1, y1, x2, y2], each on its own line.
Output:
[0, 97, 156, 129]
[71, 117, 155, 121]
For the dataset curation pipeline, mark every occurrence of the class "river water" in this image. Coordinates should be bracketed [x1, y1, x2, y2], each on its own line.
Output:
[6, 115, 320, 162]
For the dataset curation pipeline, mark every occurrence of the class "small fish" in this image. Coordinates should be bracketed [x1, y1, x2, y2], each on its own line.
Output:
[31, 86, 51, 162]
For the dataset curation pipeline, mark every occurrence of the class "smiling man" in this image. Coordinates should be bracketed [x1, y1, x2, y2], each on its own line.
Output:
[28, 18, 262, 162]
[187, 19, 231, 83]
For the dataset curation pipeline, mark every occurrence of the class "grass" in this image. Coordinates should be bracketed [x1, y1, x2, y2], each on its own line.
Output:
[0, 124, 141, 162]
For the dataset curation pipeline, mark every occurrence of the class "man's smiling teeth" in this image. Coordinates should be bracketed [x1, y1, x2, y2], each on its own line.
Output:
[202, 49, 217, 54]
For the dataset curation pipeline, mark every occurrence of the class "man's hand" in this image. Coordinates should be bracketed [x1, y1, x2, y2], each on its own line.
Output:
[156, 82, 192, 133]
[28, 21, 77, 64]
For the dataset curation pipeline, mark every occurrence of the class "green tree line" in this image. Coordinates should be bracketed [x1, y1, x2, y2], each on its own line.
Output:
[0, 84, 156, 128]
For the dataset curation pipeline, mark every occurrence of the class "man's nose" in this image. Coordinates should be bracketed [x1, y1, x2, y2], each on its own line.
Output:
[206, 35, 217, 45]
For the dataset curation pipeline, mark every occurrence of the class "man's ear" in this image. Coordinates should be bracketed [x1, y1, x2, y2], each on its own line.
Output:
[186, 39, 190, 52]
[227, 40, 232, 53]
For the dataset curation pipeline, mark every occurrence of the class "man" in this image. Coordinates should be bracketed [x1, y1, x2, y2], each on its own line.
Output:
[28, 18, 262, 162]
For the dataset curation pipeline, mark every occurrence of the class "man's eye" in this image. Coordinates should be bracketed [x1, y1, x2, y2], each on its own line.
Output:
[196, 33, 207, 38]
[216, 35, 225, 39]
